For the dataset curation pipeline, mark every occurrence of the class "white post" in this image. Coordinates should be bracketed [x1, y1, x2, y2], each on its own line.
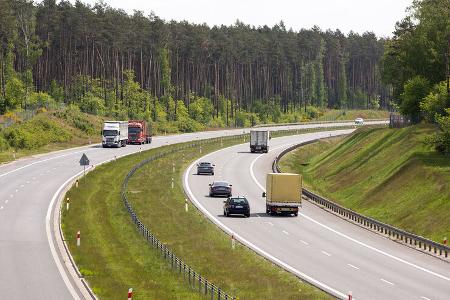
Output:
[172, 162, 175, 173]
[220, 138, 223, 147]
[12, 150, 16, 159]
[76, 231, 81, 247]
[185, 199, 188, 212]
[171, 178, 174, 189]
[128, 288, 133, 300]
[66, 198, 70, 211]
[199, 145, 202, 154]
[231, 234, 235, 250]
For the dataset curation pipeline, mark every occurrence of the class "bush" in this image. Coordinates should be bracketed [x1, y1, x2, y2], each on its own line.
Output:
[3, 116, 71, 150]
[0, 134, 10, 151]
[420, 81, 448, 122]
[427, 109, 450, 154]
[55, 106, 95, 135]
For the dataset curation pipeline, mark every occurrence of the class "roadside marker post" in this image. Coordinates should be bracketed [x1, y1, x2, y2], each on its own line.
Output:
[128, 288, 133, 300]
[348, 291, 352, 300]
[12, 150, 15, 160]
[200, 145, 202, 154]
[66, 197, 70, 211]
[172, 162, 175, 173]
[76, 231, 81, 247]
[444, 237, 447, 245]
[231, 234, 235, 250]
[185, 199, 188, 212]
[75, 179, 79, 188]
[171, 178, 174, 189]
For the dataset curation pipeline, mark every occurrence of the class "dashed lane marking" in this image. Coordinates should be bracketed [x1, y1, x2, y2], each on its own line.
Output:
[380, 278, 394, 286]
[282, 230, 290, 235]
[321, 251, 331, 257]
[347, 264, 359, 270]
[300, 240, 309, 245]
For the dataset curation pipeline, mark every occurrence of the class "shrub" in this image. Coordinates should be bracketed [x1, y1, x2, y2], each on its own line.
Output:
[0, 134, 10, 151]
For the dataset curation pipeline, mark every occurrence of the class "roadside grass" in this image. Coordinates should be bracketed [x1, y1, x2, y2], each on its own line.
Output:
[63, 132, 332, 299]
[279, 125, 450, 242]
[317, 109, 389, 121]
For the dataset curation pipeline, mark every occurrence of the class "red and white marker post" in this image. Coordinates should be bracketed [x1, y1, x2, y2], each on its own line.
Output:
[348, 291, 352, 300]
[127, 288, 133, 300]
[444, 237, 447, 246]
[76, 231, 81, 247]
[66, 197, 70, 211]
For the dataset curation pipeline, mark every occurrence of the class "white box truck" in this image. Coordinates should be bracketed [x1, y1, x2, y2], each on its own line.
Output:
[102, 121, 128, 148]
[250, 130, 269, 153]
[262, 173, 302, 216]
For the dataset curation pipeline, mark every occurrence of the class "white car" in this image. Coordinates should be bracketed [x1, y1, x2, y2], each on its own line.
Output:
[355, 118, 364, 125]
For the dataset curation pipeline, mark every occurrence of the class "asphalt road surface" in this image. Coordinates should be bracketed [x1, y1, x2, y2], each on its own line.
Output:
[184, 130, 450, 300]
[0, 121, 384, 299]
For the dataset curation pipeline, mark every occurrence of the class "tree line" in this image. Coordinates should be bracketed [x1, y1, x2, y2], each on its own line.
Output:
[0, 0, 390, 121]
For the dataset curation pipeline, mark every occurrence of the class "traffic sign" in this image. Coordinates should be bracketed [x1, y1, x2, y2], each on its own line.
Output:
[79, 153, 90, 166]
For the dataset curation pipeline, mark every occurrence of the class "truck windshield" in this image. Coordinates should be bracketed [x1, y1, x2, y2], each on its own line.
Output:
[128, 127, 141, 134]
[103, 130, 118, 136]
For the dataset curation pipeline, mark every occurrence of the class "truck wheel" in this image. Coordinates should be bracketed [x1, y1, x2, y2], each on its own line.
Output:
[294, 213, 298, 217]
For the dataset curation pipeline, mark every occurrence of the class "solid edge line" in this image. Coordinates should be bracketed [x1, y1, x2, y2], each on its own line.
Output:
[183, 143, 348, 299]
[251, 136, 450, 282]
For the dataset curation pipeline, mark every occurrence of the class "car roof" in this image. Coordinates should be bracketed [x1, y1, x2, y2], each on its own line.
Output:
[213, 181, 229, 185]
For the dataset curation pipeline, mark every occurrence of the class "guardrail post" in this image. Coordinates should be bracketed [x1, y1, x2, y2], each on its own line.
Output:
[205, 279, 208, 295]
[211, 285, 214, 300]
[199, 275, 202, 293]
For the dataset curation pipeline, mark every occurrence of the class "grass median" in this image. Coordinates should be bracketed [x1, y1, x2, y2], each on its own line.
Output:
[62, 129, 347, 299]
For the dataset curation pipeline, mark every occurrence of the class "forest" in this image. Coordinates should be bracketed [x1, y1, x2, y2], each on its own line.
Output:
[0, 0, 388, 122]
[0, 0, 448, 142]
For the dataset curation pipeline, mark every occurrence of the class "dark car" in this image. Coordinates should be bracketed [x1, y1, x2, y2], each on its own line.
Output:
[197, 162, 215, 175]
[224, 197, 250, 217]
[209, 181, 232, 197]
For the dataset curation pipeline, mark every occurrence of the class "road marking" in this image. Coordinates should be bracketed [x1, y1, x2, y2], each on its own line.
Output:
[26, 181, 30, 184]
[10, 194, 13, 198]
[321, 250, 331, 257]
[0, 148, 95, 179]
[0, 206, 3, 210]
[15, 189, 18, 193]
[5, 200, 9, 204]
[380, 278, 394, 286]
[421, 296, 432, 300]
[256, 214, 261, 218]
[185, 145, 350, 299]
[300, 240, 309, 245]
[248, 149, 450, 283]
[282, 230, 290, 235]
[347, 263, 359, 270]
[267, 222, 274, 226]
[20, 184, 24, 187]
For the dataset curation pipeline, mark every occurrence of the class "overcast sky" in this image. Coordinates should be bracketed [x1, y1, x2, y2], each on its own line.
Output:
[66, 0, 413, 37]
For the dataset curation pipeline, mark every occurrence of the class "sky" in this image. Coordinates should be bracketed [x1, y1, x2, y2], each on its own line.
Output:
[66, 0, 414, 37]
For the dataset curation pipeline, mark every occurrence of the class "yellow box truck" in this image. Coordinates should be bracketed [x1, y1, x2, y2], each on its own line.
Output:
[263, 173, 302, 216]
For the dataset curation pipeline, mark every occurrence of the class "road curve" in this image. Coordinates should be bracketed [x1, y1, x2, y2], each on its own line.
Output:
[0, 122, 380, 299]
[184, 130, 450, 300]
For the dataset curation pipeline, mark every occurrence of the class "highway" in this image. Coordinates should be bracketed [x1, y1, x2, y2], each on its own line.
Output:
[184, 130, 450, 300]
[0, 121, 373, 299]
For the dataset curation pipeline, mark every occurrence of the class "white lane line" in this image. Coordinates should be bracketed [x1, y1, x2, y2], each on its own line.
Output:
[10, 194, 13, 198]
[0, 148, 95, 179]
[20, 184, 24, 187]
[184, 146, 348, 299]
[380, 278, 394, 286]
[248, 148, 450, 282]
[15, 189, 18, 193]
[26, 181, 30, 184]
[5, 200, 9, 204]
[0, 206, 3, 210]
[421, 296, 432, 300]
[300, 240, 309, 245]
[282, 230, 290, 236]
[347, 263, 359, 270]
[267, 222, 274, 226]
[321, 250, 331, 257]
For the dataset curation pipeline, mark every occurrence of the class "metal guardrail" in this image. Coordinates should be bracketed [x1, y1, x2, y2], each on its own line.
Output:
[254, 118, 388, 128]
[273, 140, 450, 260]
[119, 126, 357, 299]
[121, 135, 248, 300]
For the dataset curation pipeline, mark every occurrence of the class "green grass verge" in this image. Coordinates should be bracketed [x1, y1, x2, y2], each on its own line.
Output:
[279, 125, 450, 242]
[62, 131, 332, 299]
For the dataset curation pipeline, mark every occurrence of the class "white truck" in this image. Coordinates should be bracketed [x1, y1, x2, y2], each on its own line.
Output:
[250, 130, 269, 153]
[262, 173, 302, 216]
[102, 121, 128, 148]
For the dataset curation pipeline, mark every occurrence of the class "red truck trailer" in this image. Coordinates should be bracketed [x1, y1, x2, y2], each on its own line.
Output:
[128, 120, 152, 144]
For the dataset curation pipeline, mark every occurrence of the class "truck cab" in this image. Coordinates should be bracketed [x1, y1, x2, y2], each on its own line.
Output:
[102, 121, 128, 148]
[128, 120, 152, 145]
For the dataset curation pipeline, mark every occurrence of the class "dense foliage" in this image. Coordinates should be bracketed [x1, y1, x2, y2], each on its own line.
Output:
[0, 0, 389, 120]
[381, 0, 449, 152]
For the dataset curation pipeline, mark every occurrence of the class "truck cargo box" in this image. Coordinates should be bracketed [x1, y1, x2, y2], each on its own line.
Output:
[266, 173, 302, 203]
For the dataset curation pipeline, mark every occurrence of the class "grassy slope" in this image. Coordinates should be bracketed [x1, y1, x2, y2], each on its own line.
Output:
[280, 125, 450, 242]
[63, 137, 329, 299]
[0, 111, 104, 164]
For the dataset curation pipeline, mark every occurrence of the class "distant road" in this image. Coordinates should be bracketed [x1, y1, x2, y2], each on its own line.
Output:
[184, 130, 450, 300]
[0, 121, 386, 299]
